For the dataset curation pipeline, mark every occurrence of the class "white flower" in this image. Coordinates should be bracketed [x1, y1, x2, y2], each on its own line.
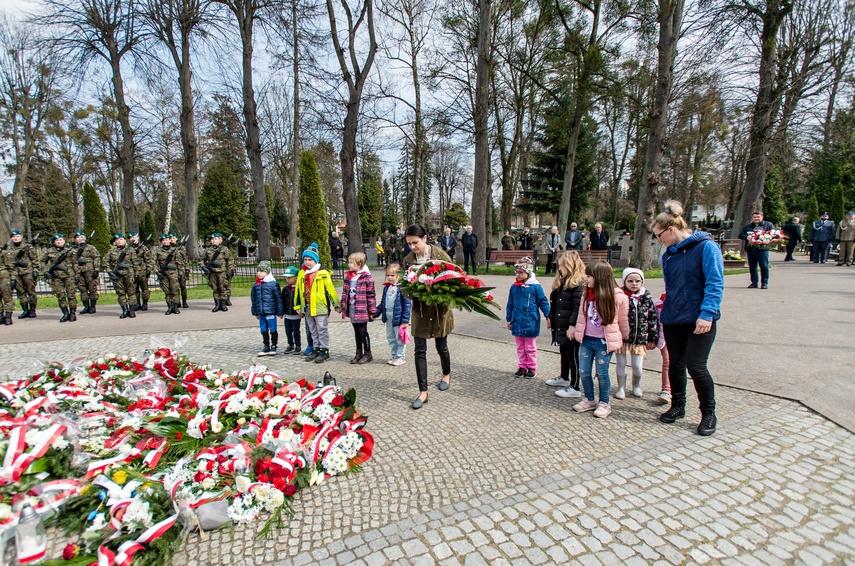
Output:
[211, 421, 223, 434]
[277, 428, 295, 443]
[252, 484, 284, 512]
[196, 392, 210, 409]
[53, 436, 70, 451]
[313, 403, 334, 422]
[123, 498, 154, 531]
[200, 477, 216, 490]
[227, 494, 259, 524]
[214, 378, 223, 387]
[295, 413, 316, 426]
[0, 503, 11, 521]
[187, 416, 205, 439]
[85, 512, 107, 533]
[235, 476, 251, 493]
[321, 390, 336, 404]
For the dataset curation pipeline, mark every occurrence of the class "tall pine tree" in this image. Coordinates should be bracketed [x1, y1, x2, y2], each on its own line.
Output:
[82, 182, 112, 256]
[198, 158, 250, 238]
[298, 150, 332, 266]
[358, 153, 383, 238]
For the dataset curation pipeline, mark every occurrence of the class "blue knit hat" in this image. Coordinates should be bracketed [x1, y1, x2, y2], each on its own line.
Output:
[302, 243, 320, 263]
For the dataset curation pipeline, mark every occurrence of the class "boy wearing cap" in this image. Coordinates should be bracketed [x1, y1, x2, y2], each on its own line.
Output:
[74, 231, 101, 314]
[506, 256, 550, 378]
[294, 243, 340, 363]
[40, 234, 79, 323]
[281, 265, 302, 354]
[7, 230, 39, 319]
[104, 234, 138, 319]
[251, 261, 284, 355]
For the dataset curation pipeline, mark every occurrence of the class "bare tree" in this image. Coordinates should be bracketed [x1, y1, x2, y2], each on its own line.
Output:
[0, 20, 62, 234]
[822, 0, 855, 148]
[632, 0, 685, 270]
[325, 0, 378, 251]
[471, 0, 491, 267]
[143, 0, 211, 259]
[39, 0, 147, 232]
[214, 0, 273, 259]
[45, 100, 97, 229]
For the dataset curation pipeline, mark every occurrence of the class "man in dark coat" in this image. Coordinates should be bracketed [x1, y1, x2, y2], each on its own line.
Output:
[782, 217, 802, 261]
[588, 223, 609, 250]
[461, 225, 478, 274]
[440, 227, 457, 261]
[328, 232, 344, 269]
[564, 222, 584, 250]
[739, 211, 775, 288]
[518, 228, 533, 251]
[810, 212, 836, 264]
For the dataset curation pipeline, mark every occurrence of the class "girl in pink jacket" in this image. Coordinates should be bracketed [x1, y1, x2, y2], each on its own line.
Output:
[571, 261, 630, 418]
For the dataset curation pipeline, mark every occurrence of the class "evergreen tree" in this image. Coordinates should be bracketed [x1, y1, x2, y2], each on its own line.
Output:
[298, 150, 332, 266]
[807, 193, 820, 224]
[444, 202, 469, 231]
[762, 164, 787, 226]
[381, 179, 400, 231]
[82, 181, 112, 256]
[807, 100, 855, 213]
[140, 210, 156, 243]
[832, 182, 846, 224]
[26, 162, 75, 244]
[358, 153, 383, 238]
[198, 158, 250, 238]
[271, 195, 290, 242]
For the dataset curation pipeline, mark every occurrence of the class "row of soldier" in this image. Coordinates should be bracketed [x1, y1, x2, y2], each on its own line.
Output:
[0, 230, 235, 324]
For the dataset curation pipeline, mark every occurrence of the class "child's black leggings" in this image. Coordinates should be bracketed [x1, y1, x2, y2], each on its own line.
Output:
[352, 322, 371, 352]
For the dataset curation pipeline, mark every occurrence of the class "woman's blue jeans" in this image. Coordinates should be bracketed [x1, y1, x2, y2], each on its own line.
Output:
[579, 335, 613, 404]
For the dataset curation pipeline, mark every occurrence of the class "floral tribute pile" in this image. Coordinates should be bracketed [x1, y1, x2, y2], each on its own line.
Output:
[399, 260, 500, 319]
[0, 348, 373, 566]
[746, 229, 786, 248]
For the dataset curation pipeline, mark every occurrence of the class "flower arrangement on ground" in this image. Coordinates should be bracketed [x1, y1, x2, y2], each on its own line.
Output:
[0, 349, 373, 566]
[746, 229, 786, 248]
[399, 260, 500, 319]
[722, 250, 744, 261]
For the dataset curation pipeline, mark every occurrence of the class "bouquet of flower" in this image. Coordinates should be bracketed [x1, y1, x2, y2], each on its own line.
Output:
[722, 250, 744, 261]
[399, 260, 500, 319]
[746, 229, 786, 248]
[0, 349, 374, 566]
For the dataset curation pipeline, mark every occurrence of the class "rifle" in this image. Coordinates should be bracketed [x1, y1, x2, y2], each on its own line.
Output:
[156, 244, 179, 283]
[45, 246, 74, 281]
[13, 233, 39, 265]
[108, 248, 129, 283]
[201, 243, 223, 277]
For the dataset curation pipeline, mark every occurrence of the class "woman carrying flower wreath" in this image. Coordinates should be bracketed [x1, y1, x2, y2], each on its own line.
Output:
[402, 224, 454, 409]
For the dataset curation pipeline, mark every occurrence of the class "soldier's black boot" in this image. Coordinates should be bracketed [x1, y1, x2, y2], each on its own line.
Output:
[258, 332, 270, 356]
[133, 302, 141, 311]
[89, 300, 96, 314]
[270, 332, 278, 355]
[0, 312, 4, 325]
[128, 304, 136, 318]
[181, 292, 188, 309]
[69, 307, 77, 322]
[28, 305, 36, 318]
[119, 305, 128, 319]
[60, 307, 70, 323]
[141, 300, 148, 311]
[18, 304, 29, 319]
[3, 312, 11, 325]
[165, 302, 172, 315]
[219, 299, 228, 312]
[173, 302, 181, 314]
[211, 300, 220, 313]
[226, 297, 232, 306]
[80, 301, 91, 315]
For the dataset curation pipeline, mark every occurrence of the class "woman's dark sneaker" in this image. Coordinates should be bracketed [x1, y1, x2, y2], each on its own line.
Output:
[659, 406, 685, 423]
[697, 412, 717, 436]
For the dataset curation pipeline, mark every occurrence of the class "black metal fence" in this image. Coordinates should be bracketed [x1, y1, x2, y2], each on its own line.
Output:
[32, 256, 346, 297]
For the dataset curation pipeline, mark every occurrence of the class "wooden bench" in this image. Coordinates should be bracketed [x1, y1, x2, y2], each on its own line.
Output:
[486, 249, 538, 272]
[555, 249, 610, 265]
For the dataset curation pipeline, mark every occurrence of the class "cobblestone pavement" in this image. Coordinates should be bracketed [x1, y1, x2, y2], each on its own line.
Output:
[2, 323, 854, 565]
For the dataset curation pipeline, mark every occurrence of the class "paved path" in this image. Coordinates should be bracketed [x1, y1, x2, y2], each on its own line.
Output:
[2, 252, 854, 564]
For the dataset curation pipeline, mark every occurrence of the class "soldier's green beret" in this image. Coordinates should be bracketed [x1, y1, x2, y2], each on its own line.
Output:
[112, 233, 124, 244]
[129, 231, 138, 237]
[211, 232, 223, 238]
[10, 230, 21, 236]
[168, 232, 176, 238]
[51, 233, 64, 242]
[74, 231, 85, 237]
[160, 233, 171, 241]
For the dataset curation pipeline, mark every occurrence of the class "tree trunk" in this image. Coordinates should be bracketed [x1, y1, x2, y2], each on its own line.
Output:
[734, 0, 792, 230]
[109, 48, 137, 233]
[341, 104, 362, 254]
[631, 0, 684, 270]
[289, 0, 300, 248]
[471, 0, 491, 268]
[178, 38, 200, 259]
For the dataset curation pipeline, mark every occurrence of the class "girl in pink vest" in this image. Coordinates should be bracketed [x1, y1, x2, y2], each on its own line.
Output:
[572, 261, 629, 418]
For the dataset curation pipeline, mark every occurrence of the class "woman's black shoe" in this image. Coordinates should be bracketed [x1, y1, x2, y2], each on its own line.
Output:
[697, 412, 717, 436]
[659, 406, 685, 423]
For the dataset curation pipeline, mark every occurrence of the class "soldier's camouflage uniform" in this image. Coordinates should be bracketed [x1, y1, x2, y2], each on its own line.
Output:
[175, 242, 190, 308]
[104, 244, 138, 316]
[41, 243, 78, 320]
[155, 242, 181, 315]
[203, 243, 232, 311]
[7, 240, 39, 317]
[0, 248, 15, 324]
[132, 242, 154, 310]
[74, 241, 101, 312]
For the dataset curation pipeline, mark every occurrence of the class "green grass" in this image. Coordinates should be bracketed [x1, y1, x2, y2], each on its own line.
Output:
[28, 277, 345, 310]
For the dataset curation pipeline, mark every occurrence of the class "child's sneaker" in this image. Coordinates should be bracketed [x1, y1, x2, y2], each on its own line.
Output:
[524, 369, 537, 379]
[258, 346, 270, 357]
[657, 390, 671, 405]
[314, 349, 330, 363]
[545, 377, 570, 387]
[302, 346, 314, 356]
[305, 349, 319, 361]
[555, 386, 582, 398]
[292, 347, 303, 356]
[572, 398, 598, 412]
[284, 345, 294, 354]
[593, 402, 612, 418]
[387, 358, 395, 365]
[269, 346, 277, 356]
[391, 358, 406, 366]
[514, 367, 526, 378]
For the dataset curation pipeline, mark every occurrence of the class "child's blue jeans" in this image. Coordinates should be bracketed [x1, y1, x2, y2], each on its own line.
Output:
[386, 321, 405, 359]
[259, 315, 277, 333]
[579, 336, 613, 404]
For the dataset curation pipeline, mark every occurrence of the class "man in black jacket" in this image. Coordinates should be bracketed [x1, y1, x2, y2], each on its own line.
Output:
[518, 228, 533, 251]
[589, 223, 609, 251]
[328, 232, 344, 269]
[440, 227, 457, 261]
[781, 217, 802, 261]
[461, 225, 478, 274]
[739, 211, 775, 288]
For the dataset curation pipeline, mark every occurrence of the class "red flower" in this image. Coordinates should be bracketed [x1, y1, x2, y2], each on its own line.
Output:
[272, 477, 287, 491]
[98, 364, 108, 371]
[194, 471, 206, 483]
[62, 544, 81, 560]
[257, 474, 270, 484]
[175, 432, 183, 440]
[199, 421, 207, 433]
[284, 484, 298, 496]
[331, 396, 345, 407]
[155, 348, 171, 357]
[255, 459, 270, 473]
[295, 378, 307, 388]
[89, 371, 100, 378]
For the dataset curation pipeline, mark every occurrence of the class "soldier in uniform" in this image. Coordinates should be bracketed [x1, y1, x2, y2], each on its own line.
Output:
[103, 234, 138, 319]
[7, 230, 39, 319]
[130, 232, 154, 311]
[170, 233, 190, 309]
[74, 231, 101, 314]
[0, 243, 15, 325]
[41, 234, 79, 322]
[202, 232, 231, 312]
[155, 233, 182, 315]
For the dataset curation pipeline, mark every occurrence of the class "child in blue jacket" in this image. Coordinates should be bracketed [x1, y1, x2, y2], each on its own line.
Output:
[251, 261, 284, 356]
[375, 263, 412, 366]
[506, 257, 550, 378]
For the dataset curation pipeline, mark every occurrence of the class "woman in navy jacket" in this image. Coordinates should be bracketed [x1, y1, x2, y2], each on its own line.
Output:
[652, 200, 724, 436]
